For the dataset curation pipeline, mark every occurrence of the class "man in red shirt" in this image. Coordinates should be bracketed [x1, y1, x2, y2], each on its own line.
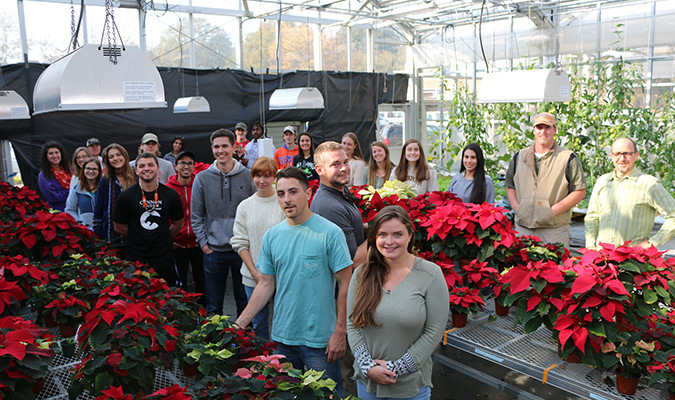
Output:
[274, 126, 299, 169]
[165, 151, 205, 304]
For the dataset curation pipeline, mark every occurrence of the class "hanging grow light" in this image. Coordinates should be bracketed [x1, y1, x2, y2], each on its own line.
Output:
[269, 87, 325, 110]
[33, 44, 166, 115]
[173, 96, 210, 113]
[0, 90, 31, 120]
[477, 69, 572, 104]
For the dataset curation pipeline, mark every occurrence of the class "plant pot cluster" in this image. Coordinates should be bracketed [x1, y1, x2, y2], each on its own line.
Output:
[0, 183, 342, 400]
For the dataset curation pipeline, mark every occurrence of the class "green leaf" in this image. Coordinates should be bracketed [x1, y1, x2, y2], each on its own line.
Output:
[643, 289, 658, 304]
[88, 323, 109, 350]
[524, 318, 543, 334]
[586, 321, 606, 338]
[618, 261, 641, 273]
[94, 372, 114, 392]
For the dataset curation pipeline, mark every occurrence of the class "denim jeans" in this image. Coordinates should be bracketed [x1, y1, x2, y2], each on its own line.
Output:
[203, 250, 248, 316]
[243, 285, 270, 340]
[274, 342, 343, 397]
[357, 381, 431, 400]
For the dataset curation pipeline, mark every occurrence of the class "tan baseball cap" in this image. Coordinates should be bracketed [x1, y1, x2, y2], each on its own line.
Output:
[141, 133, 159, 144]
[283, 126, 296, 135]
[533, 112, 556, 127]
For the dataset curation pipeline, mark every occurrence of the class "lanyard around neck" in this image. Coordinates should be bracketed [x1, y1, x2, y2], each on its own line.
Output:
[140, 182, 159, 211]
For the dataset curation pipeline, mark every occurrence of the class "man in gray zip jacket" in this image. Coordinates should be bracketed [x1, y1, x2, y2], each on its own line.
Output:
[191, 128, 256, 316]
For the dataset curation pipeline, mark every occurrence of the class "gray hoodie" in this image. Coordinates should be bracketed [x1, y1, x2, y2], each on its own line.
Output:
[191, 160, 256, 252]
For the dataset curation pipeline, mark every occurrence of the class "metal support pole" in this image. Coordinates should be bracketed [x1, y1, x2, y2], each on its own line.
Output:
[366, 28, 374, 72]
[646, 1, 656, 107]
[16, 0, 29, 66]
[138, 7, 146, 51]
[347, 26, 352, 72]
[0, 141, 13, 185]
[237, 17, 244, 69]
[82, 5, 88, 44]
[276, 19, 282, 74]
[313, 24, 322, 71]
[189, 4, 196, 68]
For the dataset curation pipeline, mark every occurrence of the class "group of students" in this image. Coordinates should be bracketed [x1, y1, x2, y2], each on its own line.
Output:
[34, 126, 502, 400]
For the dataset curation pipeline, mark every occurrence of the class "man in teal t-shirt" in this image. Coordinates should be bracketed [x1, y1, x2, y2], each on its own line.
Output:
[235, 167, 352, 396]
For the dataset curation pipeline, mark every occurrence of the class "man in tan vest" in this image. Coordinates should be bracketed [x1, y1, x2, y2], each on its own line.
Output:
[505, 112, 587, 247]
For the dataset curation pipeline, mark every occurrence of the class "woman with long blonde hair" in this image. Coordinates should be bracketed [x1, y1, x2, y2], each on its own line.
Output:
[93, 144, 136, 246]
[347, 206, 448, 400]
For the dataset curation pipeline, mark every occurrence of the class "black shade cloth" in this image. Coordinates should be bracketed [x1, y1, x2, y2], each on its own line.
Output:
[0, 63, 407, 191]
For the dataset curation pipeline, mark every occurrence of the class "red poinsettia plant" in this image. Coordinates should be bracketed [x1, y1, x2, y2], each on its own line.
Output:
[70, 298, 181, 397]
[448, 286, 485, 315]
[0, 210, 100, 262]
[0, 316, 56, 400]
[147, 384, 192, 400]
[0, 181, 50, 222]
[349, 184, 411, 223]
[0, 255, 50, 301]
[45, 292, 90, 328]
[194, 162, 210, 175]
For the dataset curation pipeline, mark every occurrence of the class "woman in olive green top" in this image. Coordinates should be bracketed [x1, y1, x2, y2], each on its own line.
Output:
[347, 206, 449, 399]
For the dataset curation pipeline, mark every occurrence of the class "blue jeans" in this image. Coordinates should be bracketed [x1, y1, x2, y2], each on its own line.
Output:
[275, 342, 343, 397]
[357, 381, 431, 400]
[203, 250, 248, 316]
[243, 285, 270, 340]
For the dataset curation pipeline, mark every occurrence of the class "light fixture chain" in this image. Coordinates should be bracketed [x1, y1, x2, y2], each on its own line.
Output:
[555, 0, 561, 70]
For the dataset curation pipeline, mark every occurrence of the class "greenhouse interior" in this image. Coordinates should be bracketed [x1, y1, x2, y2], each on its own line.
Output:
[2, 0, 675, 399]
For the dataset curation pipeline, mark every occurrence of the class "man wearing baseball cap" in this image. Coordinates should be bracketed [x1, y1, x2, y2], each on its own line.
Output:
[234, 122, 251, 166]
[505, 112, 587, 247]
[86, 137, 104, 167]
[129, 133, 176, 184]
[274, 125, 298, 170]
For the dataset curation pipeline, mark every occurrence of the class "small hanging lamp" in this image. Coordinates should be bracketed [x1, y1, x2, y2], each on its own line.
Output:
[477, 69, 572, 103]
[0, 91, 31, 120]
[173, 95, 210, 113]
[0, 66, 30, 120]
[269, 87, 324, 110]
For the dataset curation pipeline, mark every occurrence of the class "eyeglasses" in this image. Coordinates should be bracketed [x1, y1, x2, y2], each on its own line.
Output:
[84, 167, 100, 172]
[610, 151, 637, 159]
[177, 161, 194, 166]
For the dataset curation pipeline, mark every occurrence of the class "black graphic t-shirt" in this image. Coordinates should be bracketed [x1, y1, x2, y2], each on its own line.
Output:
[114, 183, 183, 263]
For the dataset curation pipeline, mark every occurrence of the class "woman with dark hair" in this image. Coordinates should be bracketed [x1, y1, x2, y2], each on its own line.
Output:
[70, 146, 93, 191]
[390, 139, 438, 195]
[347, 205, 448, 400]
[293, 132, 319, 181]
[164, 135, 184, 165]
[65, 157, 101, 230]
[342, 132, 366, 187]
[363, 141, 394, 189]
[38, 141, 72, 211]
[93, 144, 136, 245]
[449, 143, 495, 204]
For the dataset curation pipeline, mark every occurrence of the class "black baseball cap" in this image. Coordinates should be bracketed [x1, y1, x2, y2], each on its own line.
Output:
[175, 151, 196, 165]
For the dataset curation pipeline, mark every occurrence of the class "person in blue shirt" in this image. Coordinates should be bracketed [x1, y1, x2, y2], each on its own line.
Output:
[235, 167, 353, 397]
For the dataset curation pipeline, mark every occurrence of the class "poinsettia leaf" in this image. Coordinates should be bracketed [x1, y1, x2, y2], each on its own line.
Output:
[20, 234, 37, 249]
[530, 279, 547, 294]
[94, 373, 114, 392]
[643, 289, 658, 304]
[604, 280, 630, 296]
[523, 318, 543, 334]
[586, 321, 606, 338]
[572, 328, 588, 353]
[0, 342, 27, 361]
[655, 286, 670, 301]
[618, 261, 641, 273]
[571, 273, 597, 295]
[42, 229, 56, 242]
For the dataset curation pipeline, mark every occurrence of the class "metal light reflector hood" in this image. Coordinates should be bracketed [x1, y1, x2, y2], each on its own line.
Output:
[0, 91, 31, 120]
[33, 44, 167, 115]
[477, 69, 572, 103]
[173, 96, 210, 113]
[269, 87, 325, 110]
